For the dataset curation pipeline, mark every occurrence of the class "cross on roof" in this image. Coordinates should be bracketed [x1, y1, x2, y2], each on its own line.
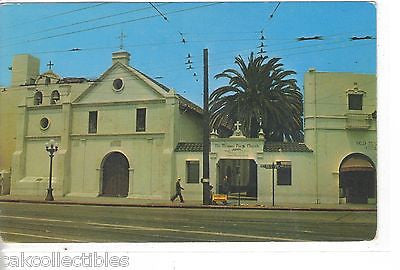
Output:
[234, 120, 242, 132]
[47, 61, 54, 70]
[118, 31, 127, 50]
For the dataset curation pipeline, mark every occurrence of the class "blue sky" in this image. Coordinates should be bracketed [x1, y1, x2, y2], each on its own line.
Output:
[0, 1, 376, 106]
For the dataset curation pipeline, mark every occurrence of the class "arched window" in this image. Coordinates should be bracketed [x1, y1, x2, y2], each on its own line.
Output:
[50, 90, 60, 104]
[34, 91, 43, 105]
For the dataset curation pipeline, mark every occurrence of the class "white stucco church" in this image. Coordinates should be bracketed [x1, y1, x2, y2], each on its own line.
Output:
[0, 49, 377, 205]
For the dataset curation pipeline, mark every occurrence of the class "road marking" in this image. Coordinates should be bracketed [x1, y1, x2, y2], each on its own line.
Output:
[0, 215, 74, 224]
[90, 225, 215, 242]
[86, 222, 299, 241]
[1, 231, 83, 242]
[1, 214, 303, 242]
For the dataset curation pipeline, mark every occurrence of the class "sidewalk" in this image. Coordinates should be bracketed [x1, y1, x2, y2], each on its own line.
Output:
[0, 194, 377, 211]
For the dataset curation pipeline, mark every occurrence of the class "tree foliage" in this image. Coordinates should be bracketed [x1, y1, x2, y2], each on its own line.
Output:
[209, 53, 304, 142]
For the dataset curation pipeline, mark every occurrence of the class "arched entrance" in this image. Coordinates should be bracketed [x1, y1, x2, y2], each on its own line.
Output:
[339, 153, 376, 204]
[101, 152, 129, 197]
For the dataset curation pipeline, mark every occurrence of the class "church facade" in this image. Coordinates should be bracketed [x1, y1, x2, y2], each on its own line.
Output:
[0, 51, 377, 205]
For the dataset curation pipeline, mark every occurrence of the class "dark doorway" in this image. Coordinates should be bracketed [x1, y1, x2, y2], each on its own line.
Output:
[339, 154, 376, 204]
[101, 152, 129, 197]
[217, 159, 258, 200]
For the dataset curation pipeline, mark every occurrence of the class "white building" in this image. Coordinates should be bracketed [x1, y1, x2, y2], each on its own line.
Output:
[0, 51, 377, 205]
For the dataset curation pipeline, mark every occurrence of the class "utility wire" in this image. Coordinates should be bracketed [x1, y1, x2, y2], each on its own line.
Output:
[2, 3, 172, 43]
[2, 33, 374, 87]
[94, 39, 377, 78]
[209, 42, 374, 73]
[208, 39, 359, 64]
[269, 2, 281, 19]
[112, 40, 373, 81]
[3, 36, 374, 77]
[281, 41, 373, 58]
[147, 41, 375, 78]
[147, 2, 196, 80]
[6, 3, 108, 29]
[211, 29, 375, 59]
[149, 2, 169, 21]
[1, 30, 374, 58]
[0, 2, 222, 50]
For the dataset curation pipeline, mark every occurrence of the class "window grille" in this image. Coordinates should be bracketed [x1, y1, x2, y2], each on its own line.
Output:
[88, 111, 98, 134]
[277, 161, 292, 185]
[136, 108, 146, 132]
[186, 160, 200, 183]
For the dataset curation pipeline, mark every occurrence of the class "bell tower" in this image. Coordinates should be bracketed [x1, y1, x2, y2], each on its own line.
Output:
[111, 31, 131, 66]
[11, 54, 40, 86]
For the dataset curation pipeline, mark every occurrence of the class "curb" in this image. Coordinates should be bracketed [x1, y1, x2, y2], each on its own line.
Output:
[0, 199, 377, 212]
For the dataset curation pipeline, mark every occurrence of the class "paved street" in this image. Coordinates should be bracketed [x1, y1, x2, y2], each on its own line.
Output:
[0, 202, 376, 242]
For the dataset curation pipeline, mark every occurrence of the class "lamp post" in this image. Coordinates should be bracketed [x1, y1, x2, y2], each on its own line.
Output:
[260, 162, 279, 206]
[45, 139, 58, 201]
[272, 162, 275, 206]
[237, 165, 241, 206]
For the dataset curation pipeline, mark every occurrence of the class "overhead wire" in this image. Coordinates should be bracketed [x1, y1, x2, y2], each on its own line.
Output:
[206, 28, 375, 60]
[72, 39, 377, 81]
[202, 38, 370, 66]
[280, 41, 374, 58]
[1, 2, 375, 76]
[0, 35, 370, 68]
[135, 30, 373, 74]
[5, 28, 374, 57]
[211, 42, 374, 70]
[146, 2, 199, 82]
[269, 2, 281, 19]
[3, 44, 375, 101]
[0, 0, 375, 90]
[0, 2, 223, 50]
[2, 36, 376, 81]
[163, 41, 374, 80]
[149, 2, 169, 21]
[4, 3, 108, 29]
[97, 39, 374, 83]
[1, 3, 172, 44]
[0, 8, 375, 57]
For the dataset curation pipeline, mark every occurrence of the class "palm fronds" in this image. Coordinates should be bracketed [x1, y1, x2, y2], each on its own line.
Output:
[210, 53, 303, 142]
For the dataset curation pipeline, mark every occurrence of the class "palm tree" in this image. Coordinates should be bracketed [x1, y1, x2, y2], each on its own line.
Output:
[209, 53, 303, 142]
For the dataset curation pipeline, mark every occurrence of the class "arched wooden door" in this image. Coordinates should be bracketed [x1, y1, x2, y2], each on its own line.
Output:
[101, 152, 129, 197]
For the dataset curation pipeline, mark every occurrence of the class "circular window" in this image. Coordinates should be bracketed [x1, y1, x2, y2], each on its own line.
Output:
[40, 117, 50, 130]
[113, 78, 124, 92]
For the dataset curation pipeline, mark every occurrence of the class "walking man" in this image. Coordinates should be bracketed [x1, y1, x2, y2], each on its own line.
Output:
[171, 177, 184, 203]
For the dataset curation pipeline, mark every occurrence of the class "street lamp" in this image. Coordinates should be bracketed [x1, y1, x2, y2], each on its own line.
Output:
[45, 139, 58, 201]
[237, 165, 241, 206]
[272, 162, 275, 206]
[260, 162, 279, 206]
